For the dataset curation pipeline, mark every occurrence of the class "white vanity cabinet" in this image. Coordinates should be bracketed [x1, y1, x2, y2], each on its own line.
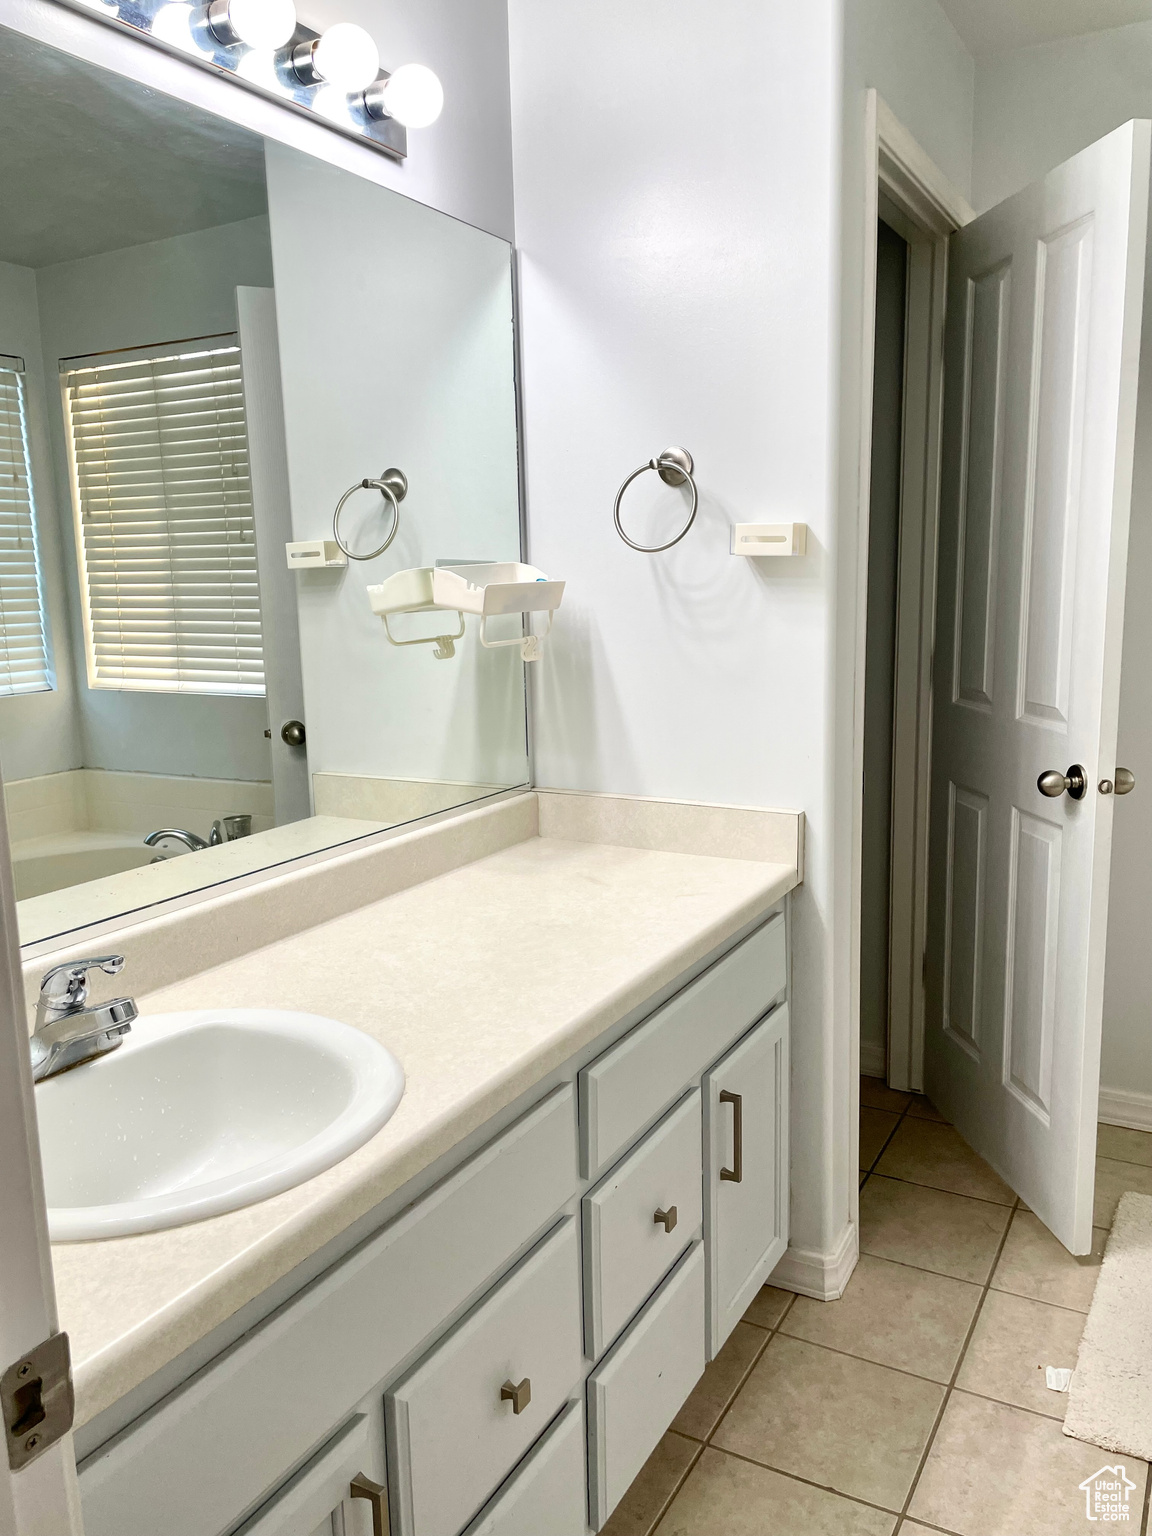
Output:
[703, 1004, 790, 1357]
[77, 905, 790, 1536]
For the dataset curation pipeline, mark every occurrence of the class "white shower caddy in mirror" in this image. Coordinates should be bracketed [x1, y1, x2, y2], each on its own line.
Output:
[367, 565, 565, 663]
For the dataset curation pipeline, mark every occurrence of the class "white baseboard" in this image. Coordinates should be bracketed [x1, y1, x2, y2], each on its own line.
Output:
[860, 1040, 887, 1078]
[769, 1221, 858, 1301]
[1099, 1086, 1152, 1132]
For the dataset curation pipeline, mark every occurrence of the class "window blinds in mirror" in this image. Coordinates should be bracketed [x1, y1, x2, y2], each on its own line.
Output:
[61, 338, 265, 696]
[0, 357, 52, 697]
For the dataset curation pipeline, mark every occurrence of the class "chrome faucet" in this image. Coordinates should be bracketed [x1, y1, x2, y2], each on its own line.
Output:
[143, 828, 209, 854]
[31, 955, 137, 1083]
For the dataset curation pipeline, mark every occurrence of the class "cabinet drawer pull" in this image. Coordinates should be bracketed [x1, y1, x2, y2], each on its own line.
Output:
[500, 1377, 532, 1414]
[350, 1472, 389, 1536]
[653, 1205, 678, 1232]
[719, 1090, 743, 1183]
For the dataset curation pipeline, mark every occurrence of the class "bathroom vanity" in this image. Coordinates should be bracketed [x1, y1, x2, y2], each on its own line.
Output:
[42, 793, 799, 1536]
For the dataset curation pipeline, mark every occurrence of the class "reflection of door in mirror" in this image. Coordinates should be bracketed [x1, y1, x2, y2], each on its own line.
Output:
[0, 29, 529, 950]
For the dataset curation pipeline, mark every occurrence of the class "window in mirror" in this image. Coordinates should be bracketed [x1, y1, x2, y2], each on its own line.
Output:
[0, 356, 52, 697]
[61, 337, 264, 696]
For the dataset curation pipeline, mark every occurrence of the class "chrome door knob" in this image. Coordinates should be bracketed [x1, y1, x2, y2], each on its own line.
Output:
[1115, 767, 1136, 795]
[1037, 765, 1087, 800]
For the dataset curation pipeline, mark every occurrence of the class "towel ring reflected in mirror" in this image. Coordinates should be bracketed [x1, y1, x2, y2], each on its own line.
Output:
[332, 467, 409, 561]
[613, 447, 698, 552]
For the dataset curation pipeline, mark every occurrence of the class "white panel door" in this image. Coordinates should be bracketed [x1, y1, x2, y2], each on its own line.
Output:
[926, 121, 1150, 1253]
[236, 287, 311, 825]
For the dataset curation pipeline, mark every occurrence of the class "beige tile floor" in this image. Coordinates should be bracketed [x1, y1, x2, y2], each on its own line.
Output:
[602, 1080, 1152, 1536]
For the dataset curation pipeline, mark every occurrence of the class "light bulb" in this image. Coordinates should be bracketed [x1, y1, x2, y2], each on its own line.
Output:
[237, 48, 284, 88]
[311, 22, 380, 92]
[151, 3, 207, 53]
[208, 0, 296, 50]
[370, 62, 443, 128]
[311, 84, 353, 123]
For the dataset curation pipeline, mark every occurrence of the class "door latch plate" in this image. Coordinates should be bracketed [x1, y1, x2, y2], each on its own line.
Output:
[2, 1332, 74, 1470]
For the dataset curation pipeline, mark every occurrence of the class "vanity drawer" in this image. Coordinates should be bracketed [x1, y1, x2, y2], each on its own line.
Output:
[79, 1085, 577, 1536]
[579, 913, 786, 1178]
[587, 1241, 706, 1530]
[582, 1090, 702, 1359]
[460, 1401, 586, 1536]
[385, 1218, 583, 1536]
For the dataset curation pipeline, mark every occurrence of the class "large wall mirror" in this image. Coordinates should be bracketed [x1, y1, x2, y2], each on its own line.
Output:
[0, 27, 529, 949]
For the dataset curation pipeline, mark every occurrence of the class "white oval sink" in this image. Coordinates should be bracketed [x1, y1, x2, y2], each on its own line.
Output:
[37, 1008, 405, 1242]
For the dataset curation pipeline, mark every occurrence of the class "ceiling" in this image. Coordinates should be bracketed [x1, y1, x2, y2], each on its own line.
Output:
[0, 28, 267, 268]
[939, 0, 1152, 55]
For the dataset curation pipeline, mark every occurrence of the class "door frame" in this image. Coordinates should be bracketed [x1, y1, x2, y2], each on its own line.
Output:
[0, 773, 85, 1534]
[855, 93, 974, 1091]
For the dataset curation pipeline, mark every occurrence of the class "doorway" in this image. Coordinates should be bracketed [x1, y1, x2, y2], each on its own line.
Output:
[856, 96, 973, 1099]
[860, 218, 908, 1082]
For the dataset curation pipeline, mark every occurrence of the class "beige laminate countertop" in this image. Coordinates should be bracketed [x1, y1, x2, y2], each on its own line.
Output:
[51, 823, 798, 1428]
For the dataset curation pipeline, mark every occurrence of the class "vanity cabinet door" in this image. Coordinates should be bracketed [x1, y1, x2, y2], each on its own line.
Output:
[703, 1004, 790, 1359]
[230, 1414, 384, 1536]
[586, 1242, 705, 1530]
[385, 1218, 583, 1536]
[460, 1401, 586, 1536]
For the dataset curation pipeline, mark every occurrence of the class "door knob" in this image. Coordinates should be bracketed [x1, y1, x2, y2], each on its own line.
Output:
[1116, 767, 1136, 795]
[280, 719, 306, 747]
[1037, 765, 1087, 800]
[500, 1378, 531, 1415]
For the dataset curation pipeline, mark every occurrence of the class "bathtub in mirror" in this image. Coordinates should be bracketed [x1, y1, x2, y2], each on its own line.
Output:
[0, 27, 528, 947]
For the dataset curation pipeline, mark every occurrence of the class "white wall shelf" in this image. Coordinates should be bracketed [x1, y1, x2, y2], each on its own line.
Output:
[367, 563, 565, 662]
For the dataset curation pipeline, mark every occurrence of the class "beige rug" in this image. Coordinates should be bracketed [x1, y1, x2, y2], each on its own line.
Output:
[1064, 1191, 1152, 1460]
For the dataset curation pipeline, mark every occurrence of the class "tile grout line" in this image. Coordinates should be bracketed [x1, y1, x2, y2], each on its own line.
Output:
[891, 1194, 1021, 1534]
[647, 1295, 796, 1536]
[765, 1329, 1083, 1421]
[859, 1091, 916, 1192]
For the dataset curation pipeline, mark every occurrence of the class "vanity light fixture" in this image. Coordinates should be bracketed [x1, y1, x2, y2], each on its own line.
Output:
[50, 0, 445, 160]
[292, 21, 379, 92]
[150, 2, 203, 52]
[363, 63, 444, 128]
[206, 0, 296, 52]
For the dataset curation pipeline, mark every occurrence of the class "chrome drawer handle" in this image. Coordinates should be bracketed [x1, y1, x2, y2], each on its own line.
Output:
[500, 1377, 532, 1415]
[350, 1472, 388, 1536]
[720, 1090, 743, 1183]
[653, 1205, 678, 1233]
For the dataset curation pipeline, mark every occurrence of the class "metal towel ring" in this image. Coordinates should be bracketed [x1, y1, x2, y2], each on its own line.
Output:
[333, 468, 409, 561]
[613, 447, 698, 552]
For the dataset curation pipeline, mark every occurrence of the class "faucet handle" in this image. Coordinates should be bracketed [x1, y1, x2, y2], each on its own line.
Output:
[39, 955, 126, 1011]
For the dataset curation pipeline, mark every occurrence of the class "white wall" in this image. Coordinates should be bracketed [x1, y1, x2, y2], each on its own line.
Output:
[509, 0, 847, 1273]
[265, 143, 528, 792]
[847, 0, 975, 202]
[0, 260, 82, 781]
[972, 21, 1152, 211]
[971, 26, 1152, 1119]
[34, 216, 275, 782]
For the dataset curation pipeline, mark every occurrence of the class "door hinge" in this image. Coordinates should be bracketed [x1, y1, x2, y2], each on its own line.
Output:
[2, 1332, 74, 1471]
